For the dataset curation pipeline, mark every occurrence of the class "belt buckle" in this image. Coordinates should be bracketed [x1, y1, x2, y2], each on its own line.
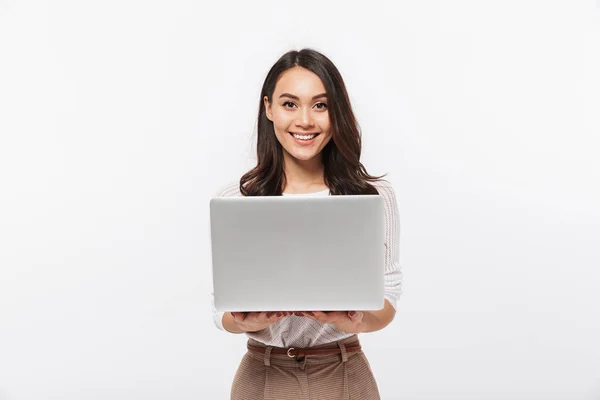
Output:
[286, 347, 296, 358]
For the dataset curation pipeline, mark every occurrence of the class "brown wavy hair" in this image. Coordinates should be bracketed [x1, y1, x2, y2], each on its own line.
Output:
[240, 48, 385, 196]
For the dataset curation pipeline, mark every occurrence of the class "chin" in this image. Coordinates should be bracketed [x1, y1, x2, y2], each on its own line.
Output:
[292, 153, 319, 161]
[286, 149, 320, 162]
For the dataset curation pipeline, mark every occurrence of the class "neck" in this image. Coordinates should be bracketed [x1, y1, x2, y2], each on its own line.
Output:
[282, 152, 327, 193]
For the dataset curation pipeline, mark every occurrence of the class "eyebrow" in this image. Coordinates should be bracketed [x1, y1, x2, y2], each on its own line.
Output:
[279, 92, 327, 101]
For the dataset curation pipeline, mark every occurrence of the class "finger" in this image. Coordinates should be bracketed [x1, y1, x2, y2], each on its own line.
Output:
[298, 311, 318, 320]
[244, 312, 262, 323]
[323, 311, 348, 321]
[244, 312, 262, 321]
[230, 312, 243, 322]
[311, 311, 332, 323]
[269, 312, 281, 320]
[259, 312, 271, 321]
[347, 311, 363, 321]
[264, 312, 281, 322]
[295, 310, 309, 315]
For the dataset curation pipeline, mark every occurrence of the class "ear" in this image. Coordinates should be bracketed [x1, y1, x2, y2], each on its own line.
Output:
[264, 96, 273, 121]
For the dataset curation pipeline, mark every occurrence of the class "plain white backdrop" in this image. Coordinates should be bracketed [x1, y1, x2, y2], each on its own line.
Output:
[1, 0, 599, 399]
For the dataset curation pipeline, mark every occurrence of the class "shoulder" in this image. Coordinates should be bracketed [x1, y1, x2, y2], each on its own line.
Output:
[214, 180, 243, 197]
[371, 179, 397, 200]
[371, 179, 399, 219]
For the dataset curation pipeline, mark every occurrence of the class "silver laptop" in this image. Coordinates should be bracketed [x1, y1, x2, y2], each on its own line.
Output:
[209, 195, 385, 312]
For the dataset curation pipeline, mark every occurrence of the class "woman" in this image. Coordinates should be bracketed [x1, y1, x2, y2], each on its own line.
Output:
[212, 48, 401, 400]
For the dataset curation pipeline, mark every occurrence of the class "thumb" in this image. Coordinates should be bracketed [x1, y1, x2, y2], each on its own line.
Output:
[231, 312, 248, 322]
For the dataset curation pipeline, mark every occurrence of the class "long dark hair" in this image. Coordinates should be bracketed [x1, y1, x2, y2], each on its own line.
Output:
[240, 48, 384, 196]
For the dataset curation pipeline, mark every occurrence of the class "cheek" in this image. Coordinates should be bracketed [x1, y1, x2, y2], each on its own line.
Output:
[317, 113, 331, 130]
[272, 110, 293, 131]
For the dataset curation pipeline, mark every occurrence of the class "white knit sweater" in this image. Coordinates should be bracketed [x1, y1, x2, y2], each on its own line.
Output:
[211, 179, 402, 347]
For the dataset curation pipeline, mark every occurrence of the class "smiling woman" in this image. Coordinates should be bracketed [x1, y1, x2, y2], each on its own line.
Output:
[239, 48, 384, 197]
[212, 48, 401, 400]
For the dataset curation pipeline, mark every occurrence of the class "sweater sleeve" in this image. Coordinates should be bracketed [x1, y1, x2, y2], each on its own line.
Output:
[212, 294, 226, 331]
[377, 181, 402, 310]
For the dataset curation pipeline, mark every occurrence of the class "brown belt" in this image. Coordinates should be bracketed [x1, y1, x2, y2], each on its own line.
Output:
[247, 343, 362, 360]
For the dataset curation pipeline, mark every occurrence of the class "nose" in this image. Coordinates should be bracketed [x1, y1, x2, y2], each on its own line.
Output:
[295, 107, 315, 129]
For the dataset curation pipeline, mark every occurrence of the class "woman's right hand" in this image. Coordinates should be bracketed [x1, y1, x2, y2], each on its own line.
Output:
[229, 311, 290, 333]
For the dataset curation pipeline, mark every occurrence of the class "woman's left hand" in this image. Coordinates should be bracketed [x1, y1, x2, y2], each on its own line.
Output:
[296, 311, 365, 334]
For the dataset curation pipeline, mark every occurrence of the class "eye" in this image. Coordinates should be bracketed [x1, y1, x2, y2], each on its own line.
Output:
[314, 102, 328, 110]
[283, 101, 296, 108]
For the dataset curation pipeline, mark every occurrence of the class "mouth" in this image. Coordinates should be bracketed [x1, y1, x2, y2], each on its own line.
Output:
[289, 132, 321, 141]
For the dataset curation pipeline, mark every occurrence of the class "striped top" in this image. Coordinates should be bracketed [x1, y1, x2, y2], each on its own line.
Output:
[211, 179, 402, 347]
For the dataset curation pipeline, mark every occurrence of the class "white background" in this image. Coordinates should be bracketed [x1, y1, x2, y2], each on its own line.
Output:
[1, 1, 599, 399]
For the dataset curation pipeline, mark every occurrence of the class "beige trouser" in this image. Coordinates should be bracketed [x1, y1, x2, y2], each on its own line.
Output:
[231, 335, 381, 400]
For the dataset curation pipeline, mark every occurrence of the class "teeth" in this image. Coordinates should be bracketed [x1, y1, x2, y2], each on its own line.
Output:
[292, 133, 316, 140]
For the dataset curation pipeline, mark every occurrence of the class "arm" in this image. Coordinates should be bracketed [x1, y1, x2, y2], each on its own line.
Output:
[359, 299, 396, 332]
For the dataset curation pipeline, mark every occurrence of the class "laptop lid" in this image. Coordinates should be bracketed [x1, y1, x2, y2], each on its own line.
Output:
[209, 195, 385, 312]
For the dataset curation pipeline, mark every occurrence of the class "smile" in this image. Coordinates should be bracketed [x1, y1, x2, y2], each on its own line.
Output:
[289, 132, 320, 141]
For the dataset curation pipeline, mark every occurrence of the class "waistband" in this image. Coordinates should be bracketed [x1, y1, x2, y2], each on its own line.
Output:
[247, 335, 360, 363]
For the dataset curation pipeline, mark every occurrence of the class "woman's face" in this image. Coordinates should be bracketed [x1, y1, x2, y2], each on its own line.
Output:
[264, 66, 333, 163]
